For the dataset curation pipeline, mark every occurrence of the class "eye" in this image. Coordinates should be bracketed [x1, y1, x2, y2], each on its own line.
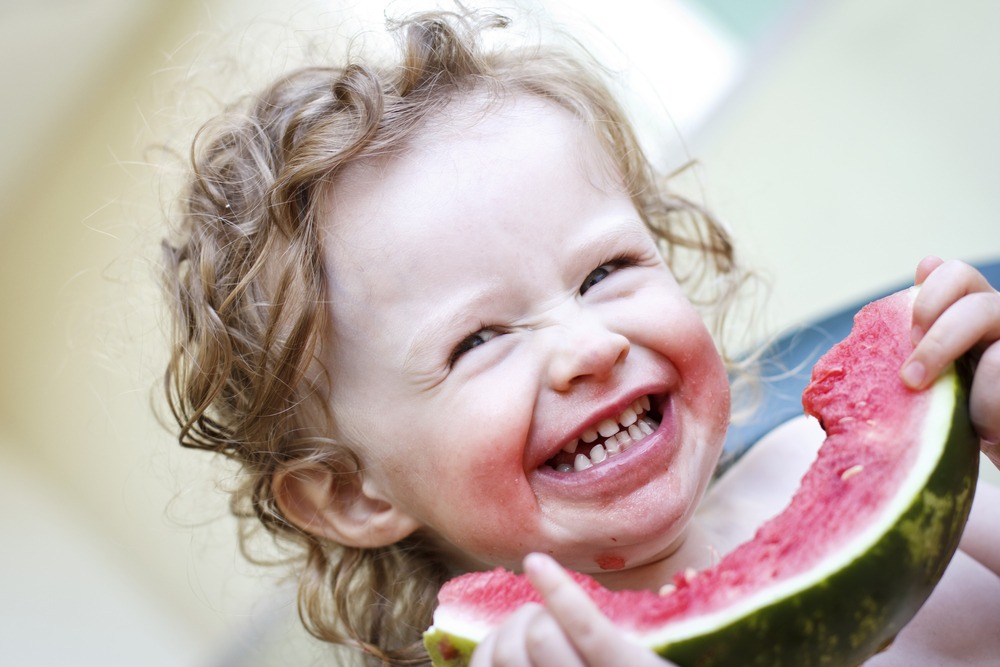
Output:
[449, 327, 501, 366]
[579, 256, 635, 296]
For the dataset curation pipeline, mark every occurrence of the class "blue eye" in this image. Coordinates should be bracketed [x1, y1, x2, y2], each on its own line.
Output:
[580, 267, 611, 294]
[449, 328, 500, 365]
[580, 256, 634, 296]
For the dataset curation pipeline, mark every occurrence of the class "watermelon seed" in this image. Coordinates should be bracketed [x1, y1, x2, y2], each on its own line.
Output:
[707, 544, 721, 567]
[840, 464, 864, 481]
[659, 583, 677, 596]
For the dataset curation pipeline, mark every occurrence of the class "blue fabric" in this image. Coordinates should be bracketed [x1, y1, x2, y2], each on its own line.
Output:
[717, 259, 1000, 476]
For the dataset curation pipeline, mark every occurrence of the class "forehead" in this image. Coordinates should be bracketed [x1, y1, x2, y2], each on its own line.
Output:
[318, 93, 634, 357]
[322, 93, 619, 263]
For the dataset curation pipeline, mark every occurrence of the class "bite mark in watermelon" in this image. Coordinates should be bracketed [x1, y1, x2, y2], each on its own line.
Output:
[423, 288, 980, 666]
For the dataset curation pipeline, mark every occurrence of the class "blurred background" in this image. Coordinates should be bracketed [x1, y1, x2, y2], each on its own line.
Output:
[1, 0, 997, 665]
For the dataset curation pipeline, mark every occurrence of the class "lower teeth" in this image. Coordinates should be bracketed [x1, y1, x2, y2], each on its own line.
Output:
[553, 417, 656, 472]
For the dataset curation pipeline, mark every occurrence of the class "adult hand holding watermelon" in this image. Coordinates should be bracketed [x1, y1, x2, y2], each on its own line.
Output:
[426, 259, 1000, 667]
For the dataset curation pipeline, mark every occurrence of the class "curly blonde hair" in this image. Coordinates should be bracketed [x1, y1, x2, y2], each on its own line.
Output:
[162, 8, 749, 665]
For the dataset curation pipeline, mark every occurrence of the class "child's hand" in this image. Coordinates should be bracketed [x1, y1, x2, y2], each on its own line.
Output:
[903, 257, 1000, 468]
[469, 553, 673, 667]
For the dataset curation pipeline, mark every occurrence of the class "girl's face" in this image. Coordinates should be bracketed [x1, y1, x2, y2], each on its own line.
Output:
[321, 95, 729, 579]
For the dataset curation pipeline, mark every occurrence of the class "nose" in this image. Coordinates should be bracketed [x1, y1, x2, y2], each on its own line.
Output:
[547, 312, 630, 391]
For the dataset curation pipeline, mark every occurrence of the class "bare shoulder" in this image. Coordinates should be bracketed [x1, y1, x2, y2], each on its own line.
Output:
[864, 548, 1000, 665]
[866, 477, 1000, 665]
[959, 476, 1000, 575]
[710, 415, 825, 497]
[697, 416, 825, 547]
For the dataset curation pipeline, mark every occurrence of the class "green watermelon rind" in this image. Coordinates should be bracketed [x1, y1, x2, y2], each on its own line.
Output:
[649, 369, 978, 666]
[425, 631, 478, 666]
[423, 368, 978, 667]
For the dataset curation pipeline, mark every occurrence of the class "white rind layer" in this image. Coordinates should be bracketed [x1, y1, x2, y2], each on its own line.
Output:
[635, 370, 956, 645]
[427, 366, 958, 649]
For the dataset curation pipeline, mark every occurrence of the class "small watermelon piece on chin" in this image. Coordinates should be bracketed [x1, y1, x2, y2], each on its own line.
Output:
[423, 287, 980, 667]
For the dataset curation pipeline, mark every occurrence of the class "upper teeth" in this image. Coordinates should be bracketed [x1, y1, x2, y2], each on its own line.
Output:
[556, 396, 654, 472]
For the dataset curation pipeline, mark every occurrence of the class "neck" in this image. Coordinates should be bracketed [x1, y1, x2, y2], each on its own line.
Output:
[590, 520, 725, 592]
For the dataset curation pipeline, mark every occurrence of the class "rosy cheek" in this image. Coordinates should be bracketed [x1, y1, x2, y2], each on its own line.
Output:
[684, 340, 729, 404]
[440, 472, 539, 566]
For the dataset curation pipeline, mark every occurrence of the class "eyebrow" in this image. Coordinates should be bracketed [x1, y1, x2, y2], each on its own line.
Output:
[584, 223, 650, 253]
[401, 283, 506, 377]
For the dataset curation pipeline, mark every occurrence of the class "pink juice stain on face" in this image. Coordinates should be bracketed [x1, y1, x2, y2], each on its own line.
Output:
[595, 554, 626, 570]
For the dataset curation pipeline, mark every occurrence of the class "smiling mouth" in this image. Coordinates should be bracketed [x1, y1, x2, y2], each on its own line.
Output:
[544, 396, 662, 473]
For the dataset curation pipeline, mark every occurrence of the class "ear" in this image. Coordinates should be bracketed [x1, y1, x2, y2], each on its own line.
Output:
[273, 463, 421, 549]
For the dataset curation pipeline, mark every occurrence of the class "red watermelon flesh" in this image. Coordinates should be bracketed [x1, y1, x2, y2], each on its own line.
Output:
[425, 287, 978, 665]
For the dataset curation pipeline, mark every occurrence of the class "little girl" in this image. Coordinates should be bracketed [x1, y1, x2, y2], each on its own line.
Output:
[161, 8, 1000, 666]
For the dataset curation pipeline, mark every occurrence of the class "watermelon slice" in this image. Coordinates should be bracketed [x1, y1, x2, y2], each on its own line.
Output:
[423, 287, 979, 666]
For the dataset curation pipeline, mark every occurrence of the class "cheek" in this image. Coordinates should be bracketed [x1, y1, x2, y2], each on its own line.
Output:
[430, 470, 540, 567]
[694, 350, 731, 427]
[387, 389, 545, 567]
[660, 320, 731, 442]
[390, 452, 543, 571]
[687, 345, 731, 434]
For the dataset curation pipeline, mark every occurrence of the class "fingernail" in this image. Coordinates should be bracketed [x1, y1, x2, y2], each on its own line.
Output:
[910, 325, 924, 345]
[524, 553, 566, 594]
[901, 361, 926, 388]
[524, 553, 556, 576]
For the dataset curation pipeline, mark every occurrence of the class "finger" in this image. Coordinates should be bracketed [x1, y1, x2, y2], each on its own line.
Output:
[524, 553, 671, 666]
[911, 259, 996, 344]
[914, 255, 945, 285]
[472, 628, 500, 667]
[902, 291, 1000, 390]
[970, 341, 1000, 448]
[524, 552, 612, 661]
[471, 603, 588, 667]
[524, 610, 588, 667]
[471, 604, 543, 667]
